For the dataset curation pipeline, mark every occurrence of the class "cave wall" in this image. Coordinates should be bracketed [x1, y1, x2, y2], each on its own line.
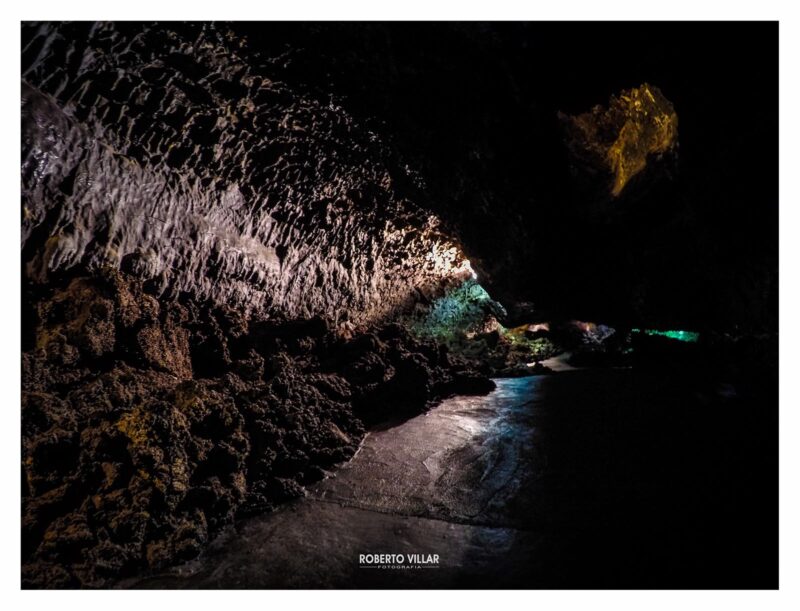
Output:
[231, 22, 777, 333]
[22, 22, 473, 332]
[22, 266, 495, 588]
[21, 22, 498, 588]
[19, 21, 778, 588]
[23, 22, 778, 334]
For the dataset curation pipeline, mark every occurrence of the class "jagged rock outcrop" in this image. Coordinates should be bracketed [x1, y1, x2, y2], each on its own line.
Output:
[22, 22, 473, 331]
[22, 269, 494, 588]
[403, 279, 558, 376]
[560, 83, 678, 197]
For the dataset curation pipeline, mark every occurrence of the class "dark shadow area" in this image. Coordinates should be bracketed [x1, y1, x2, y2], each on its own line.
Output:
[480, 368, 778, 588]
[230, 22, 778, 332]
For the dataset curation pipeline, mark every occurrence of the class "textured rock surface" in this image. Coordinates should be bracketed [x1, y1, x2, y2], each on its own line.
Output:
[22, 22, 472, 330]
[250, 23, 774, 334]
[20, 22, 498, 588]
[22, 269, 493, 587]
[560, 83, 678, 197]
[22, 21, 778, 334]
[19, 22, 777, 588]
[403, 279, 558, 376]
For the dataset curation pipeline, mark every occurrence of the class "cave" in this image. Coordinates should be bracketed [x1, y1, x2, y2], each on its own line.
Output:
[20, 21, 778, 590]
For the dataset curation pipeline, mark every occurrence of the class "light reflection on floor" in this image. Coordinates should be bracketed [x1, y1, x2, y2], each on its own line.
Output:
[125, 368, 776, 589]
[126, 377, 545, 588]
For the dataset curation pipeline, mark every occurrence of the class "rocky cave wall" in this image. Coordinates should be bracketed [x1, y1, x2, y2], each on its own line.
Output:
[22, 22, 474, 332]
[19, 21, 778, 589]
[21, 22, 495, 588]
[24, 22, 777, 334]
[239, 22, 777, 333]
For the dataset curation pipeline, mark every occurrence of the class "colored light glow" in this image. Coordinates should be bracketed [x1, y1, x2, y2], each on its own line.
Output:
[407, 279, 497, 343]
[631, 328, 699, 343]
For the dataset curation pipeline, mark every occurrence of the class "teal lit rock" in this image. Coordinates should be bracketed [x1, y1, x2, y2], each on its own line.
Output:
[406, 279, 505, 343]
[631, 328, 699, 343]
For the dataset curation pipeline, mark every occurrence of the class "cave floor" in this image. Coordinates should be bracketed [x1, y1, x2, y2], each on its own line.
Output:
[124, 368, 776, 589]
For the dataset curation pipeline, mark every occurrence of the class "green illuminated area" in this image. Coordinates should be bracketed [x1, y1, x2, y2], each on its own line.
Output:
[407, 279, 500, 344]
[632, 328, 699, 343]
[406, 279, 556, 362]
[502, 324, 557, 360]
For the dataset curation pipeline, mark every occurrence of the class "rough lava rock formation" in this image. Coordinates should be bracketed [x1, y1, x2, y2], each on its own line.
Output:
[256, 23, 774, 333]
[560, 83, 679, 197]
[21, 22, 495, 588]
[22, 267, 494, 588]
[20, 21, 777, 588]
[22, 22, 473, 330]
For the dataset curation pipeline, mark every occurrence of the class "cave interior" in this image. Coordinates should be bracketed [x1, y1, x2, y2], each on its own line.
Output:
[20, 22, 777, 589]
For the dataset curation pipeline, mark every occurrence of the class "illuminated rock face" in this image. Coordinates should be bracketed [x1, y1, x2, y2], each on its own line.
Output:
[20, 22, 495, 588]
[560, 83, 678, 196]
[21, 23, 472, 332]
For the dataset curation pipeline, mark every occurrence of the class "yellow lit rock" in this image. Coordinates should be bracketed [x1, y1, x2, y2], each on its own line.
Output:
[116, 405, 150, 447]
[561, 83, 678, 196]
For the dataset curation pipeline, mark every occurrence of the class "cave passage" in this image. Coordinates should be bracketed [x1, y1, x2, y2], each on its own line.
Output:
[124, 363, 776, 589]
[20, 21, 777, 590]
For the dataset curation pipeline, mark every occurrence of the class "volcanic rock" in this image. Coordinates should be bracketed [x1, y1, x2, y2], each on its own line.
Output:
[560, 83, 678, 197]
[21, 270, 493, 587]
